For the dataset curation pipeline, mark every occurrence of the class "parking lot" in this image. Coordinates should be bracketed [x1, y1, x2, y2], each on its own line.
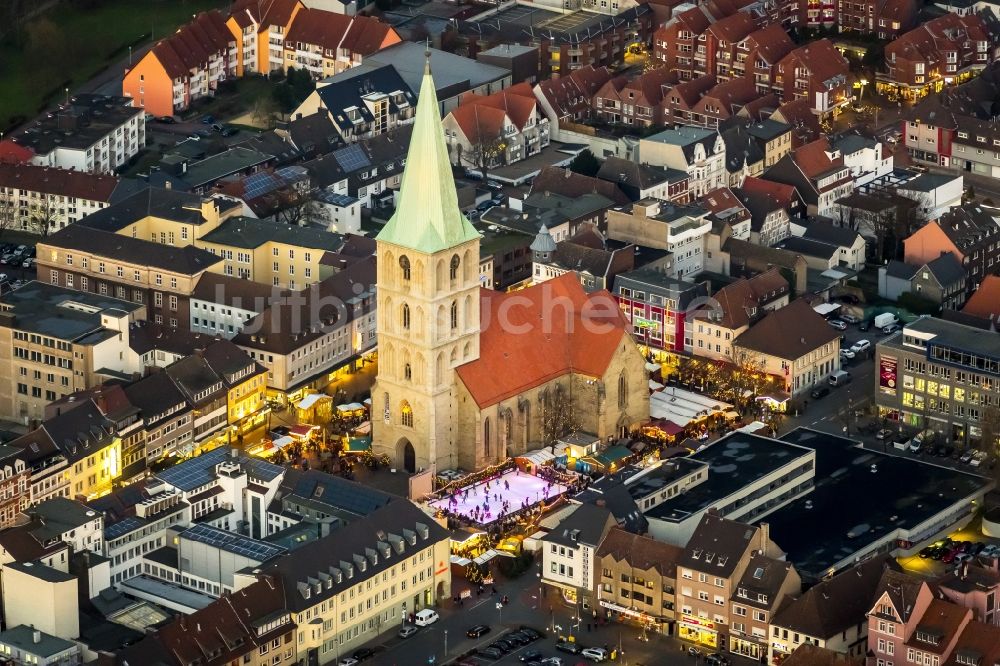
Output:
[897, 517, 1000, 579]
[0, 242, 38, 289]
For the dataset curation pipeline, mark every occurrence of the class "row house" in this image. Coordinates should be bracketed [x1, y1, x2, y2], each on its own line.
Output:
[662, 74, 718, 126]
[950, 113, 1000, 178]
[762, 137, 854, 218]
[0, 447, 29, 529]
[613, 268, 709, 357]
[697, 12, 759, 82]
[739, 24, 797, 95]
[736, 186, 795, 246]
[904, 202, 1000, 294]
[227, 0, 304, 76]
[443, 84, 550, 167]
[640, 126, 728, 198]
[541, 504, 617, 606]
[691, 77, 766, 128]
[282, 9, 400, 80]
[592, 67, 677, 126]
[533, 65, 615, 137]
[596, 157, 691, 202]
[0, 163, 120, 234]
[775, 39, 852, 119]
[727, 554, 800, 661]
[606, 200, 714, 278]
[123, 10, 237, 118]
[675, 513, 783, 652]
[838, 0, 918, 39]
[123, 372, 193, 462]
[880, 13, 993, 101]
[653, 6, 717, 79]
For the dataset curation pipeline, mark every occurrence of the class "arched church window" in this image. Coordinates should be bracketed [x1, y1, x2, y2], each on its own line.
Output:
[402, 303, 410, 329]
[618, 371, 628, 409]
[404, 363, 412, 381]
[450, 255, 460, 281]
[401, 401, 414, 428]
[450, 301, 458, 330]
[399, 255, 411, 281]
[484, 417, 491, 458]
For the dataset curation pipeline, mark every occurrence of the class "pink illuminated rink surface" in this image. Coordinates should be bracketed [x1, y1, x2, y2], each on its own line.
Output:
[429, 470, 568, 525]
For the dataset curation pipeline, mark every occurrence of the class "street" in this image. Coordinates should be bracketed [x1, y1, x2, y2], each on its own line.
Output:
[341, 559, 762, 666]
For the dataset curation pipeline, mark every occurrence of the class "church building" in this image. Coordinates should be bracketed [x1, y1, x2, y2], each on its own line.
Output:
[372, 57, 649, 474]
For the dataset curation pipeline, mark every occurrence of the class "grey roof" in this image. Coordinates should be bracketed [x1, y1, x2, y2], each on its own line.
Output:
[775, 236, 839, 260]
[43, 225, 223, 274]
[10, 94, 142, 154]
[542, 502, 614, 548]
[732, 553, 796, 610]
[280, 468, 395, 517]
[477, 43, 538, 58]
[285, 114, 345, 157]
[802, 222, 862, 248]
[181, 523, 286, 561]
[745, 119, 792, 142]
[889, 315, 1000, 360]
[529, 226, 557, 254]
[922, 252, 966, 287]
[315, 64, 415, 133]
[898, 172, 959, 192]
[884, 260, 919, 280]
[0, 625, 77, 658]
[721, 123, 765, 172]
[644, 126, 719, 164]
[28, 497, 100, 536]
[157, 447, 284, 492]
[163, 354, 225, 404]
[831, 132, 878, 155]
[367, 42, 510, 102]
[200, 216, 344, 251]
[76, 187, 239, 232]
[0, 281, 141, 341]
[40, 400, 118, 464]
[596, 157, 686, 198]
[678, 512, 758, 578]
[177, 146, 275, 189]
[5, 560, 75, 583]
[461, 3, 650, 47]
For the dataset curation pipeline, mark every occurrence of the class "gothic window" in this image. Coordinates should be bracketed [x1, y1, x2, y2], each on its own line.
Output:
[404, 363, 412, 381]
[399, 255, 411, 281]
[450, 301, 458, 330]
[402, 303, 410, 329]
[401, 401, 414, 428]
[484, 417, 491, 458]
[618, 371, 628, 409]
[450, 255, 460, 281]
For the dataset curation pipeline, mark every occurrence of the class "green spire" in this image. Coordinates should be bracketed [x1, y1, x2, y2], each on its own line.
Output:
[376, 54, 480, 254]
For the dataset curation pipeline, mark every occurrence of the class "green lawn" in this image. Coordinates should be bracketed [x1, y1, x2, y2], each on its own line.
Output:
[0, 0, 226, 131]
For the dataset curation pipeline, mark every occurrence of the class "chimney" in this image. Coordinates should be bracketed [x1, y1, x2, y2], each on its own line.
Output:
[32, 628, 40, 645]
[759, 522, 770, 552]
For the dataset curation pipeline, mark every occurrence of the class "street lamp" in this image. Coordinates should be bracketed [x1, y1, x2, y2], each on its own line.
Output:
[444, 629, 448, 658]
[497, 601, 504, 629]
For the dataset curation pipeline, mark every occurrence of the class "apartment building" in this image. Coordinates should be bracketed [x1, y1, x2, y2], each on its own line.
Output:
[775, 39, 851, 118]
[949, 115, 1000, 178]
[732, 298, 841, 396]
[595, 157, 690, 203]
[653, 7, 716, 79]
[880, 14, 993, 101]
[741, 25, 796, 95]
[0, 446, 29, 529]
[534, 65, 615, 135]
[122, 372, 193, 462]
[697, 13, 760, 82]
[593, 527, 684, 635]
[728, 554, 800, 660]
[189, 272, 276, 338]
[541, 503, 616, 606]
[281, 9, 400, 79]
[691, 78, 766, 129]
[7, 95, 145, 175]
[660, 75, 717, 126]
[0, 163, 120, 234]
[606, 200, 713, 278]
[232, 256, 376, 403]
[591, 68, 675, 127]
[839, 0, 918, 38]
[640, 127, 727, 198]
[0, 282, 145, 421]
[905, 203, 1000, 293]
[874, 316, 1000, 447]
[762, 137, 854, 218]
[769, 555, 890, 664]
[689, 268, 790, 362]
[444, 84, 551, 167]
[201, 339, 268, 437]
[162, 354, 228, 452]
[613, 268, 709, 357]
[675, 513, 783, 651]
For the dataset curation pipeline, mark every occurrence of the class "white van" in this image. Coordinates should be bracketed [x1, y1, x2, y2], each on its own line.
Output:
[414, 609, 439, 626]
[828, 370, 852, 387]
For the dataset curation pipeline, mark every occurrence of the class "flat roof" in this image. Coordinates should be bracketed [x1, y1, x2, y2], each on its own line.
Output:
[764, 429, 992, 580]
[0, 281, 141, 341]
[200, 215, 344, 251]
[880, 316, 1000, 361]
[626, 457, 709, 501]
[0, 625, 76, 658]
[181, 523, 286, 562]
[644, 432, 814, 523]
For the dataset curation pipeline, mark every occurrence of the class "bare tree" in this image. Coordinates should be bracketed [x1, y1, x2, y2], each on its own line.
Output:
[456, 108, 508, 183]
[721, 347, 769, 408]
[27, 197, 58, 237]
[251, 94, 280, 130]
[978, 405, 1000, 455]
[837, 204, 859, 231]
[541, 384, 578, 448]
[275, 193, 324, 227]
[0, 196, 18, 243]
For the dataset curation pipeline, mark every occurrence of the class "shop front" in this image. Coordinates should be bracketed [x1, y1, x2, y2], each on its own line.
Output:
[678, 614, 719, 649]
[730, 634, 765, 661]
[598, 599, 670, 635]
[770, 639, 792, 664]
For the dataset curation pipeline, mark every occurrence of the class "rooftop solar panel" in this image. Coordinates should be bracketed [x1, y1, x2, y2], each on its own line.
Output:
[182, 523, 287, 561]
[333, 144, 371, 173]
[104, 516, 146, 540]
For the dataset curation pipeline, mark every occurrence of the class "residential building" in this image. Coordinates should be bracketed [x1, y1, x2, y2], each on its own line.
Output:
[762, 138, 854, 218]
[719, 238, 810, 295]
[232, 256, 376, 402]
[653, 7, 716, 79]
[592, 67, 676, 127]
[640, 127, 727, 198]
[834, 191, 919, 252]
[838, 0, 918, 38]
[1, 562, 79, 641]
[228, 0, 304, 76]
[0, 163, 120, 234]
[151, 146, 275, 194]
[894, 172, 964, 221]
[122, 371, 193, 462]
[702, 187, 753, 242]
[904, 202, 1000, 292]
[189, 272, 276, 338]
[281, 9, 400, 79]
[734, 187, 794, 247]
[541, 503, 616, 606]
[831, 132, 894, 188]
[874, 316, 1000, 446]
[877, 254, 967, 309]
[769, 556, 892, 664]
[732, 298, 842, 396]
[593, 527, 684, 634]
[534, 65, 615, 135]
[0, 282, 145, 421]
[530, 228, 635, 291]
[879, 13, 993, 101]
[476, 43, 539, 85]
[529, 166, 631, 206]
[938, 563, 1000, 625]
[728, 554, 801, 661]
[775, 40, 851, 118]
[720, 123, 766, 186]
[660, 75, 718, 126]
[443, 84, 550, 168]
[800, 222, 868, 271]
[0, 446, 29, 529]
[162, 353, 229, 453]
[740, 24, 797, 96]
[950, 114, 1000, 178]
[689, 268, 790, 361]
[7, 94, 145, 174]
[675, 512, 783, 651]
[0, 625, 81, 666]
[613, 269, 710, 357]
[606, 200, 713, 278]
[960, 273, 1000, 324]
[699, 12, 759, 82]
[596, 157, 690, 203]
[691, 78, 766, 129]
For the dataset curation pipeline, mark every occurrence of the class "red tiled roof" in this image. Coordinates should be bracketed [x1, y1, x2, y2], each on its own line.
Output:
[740, 176, 797, 207]
[707, 11, 756, 42]
[531, 166, 631, 205]
[666, 74, 716, 107]
[261, 0, 302, 28]
[676, 6, 713, 34]
[459, 83, 538, 131]
[962, 274, 1000, 320]
[450, 104, 507, 143]
[945, 619, 1000, 666]
[744, 24, 795, 65]
[793, 137, 844, 179]
[535, 65, 614, 118]
[0, 163, 119, 201]
[285, 10, 397, 56]
[771, 98, 821, 145]
[780, 39, 850, 88]
[148, 10, 232, 79]
[455, 273, 631, 407]
[697, 77, 761, 114]
[340, 14, 400, 54]
[904, 598, 971, 655]
[0, 140, 34, 165]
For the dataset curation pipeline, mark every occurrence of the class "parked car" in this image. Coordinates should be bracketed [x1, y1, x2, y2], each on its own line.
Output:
[555, 641, 583, 655]
[840, 349, 856, 360]
[876, 428, 894, 441]
[851, 339, 871, 354]
[882, 324, 900, 334]
[961, 450, 976, 464]
[398, 626, 418, 639]
[581, 647, 608, 662]
[200, 114, 215, 124]
[828, 319, 848, 330]
[476, 200, 495, 212]
[520, 650, 545, 662]
[466, 210, 480, 221]
[337, 659, 358, 666]
[810, 386, 831, 399]
[519, 627, 542, 641]
[707, 655, 731, 666]
[467, 625, 491, 638]
[156, 115, 177, 123]
[352, 647, 377, 661]
[840, 313, 861, 324]
[477, 647, 503, 660]
[539, 659, 564, 665]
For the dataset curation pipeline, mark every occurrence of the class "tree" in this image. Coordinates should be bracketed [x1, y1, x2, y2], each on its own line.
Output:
[569, 149, 601, 177]
[27, 197, 58, 237]
[457, 109, 508, 183]
[541, 384, 578, 448]
[0, 196, 18, 243]
[720, 347, 769, 408]
[252, 94, 280, 129]
[837, 204, 859, 231]
[978, 406, 1000, 456]
[275, 192, 328, 227]
[440, 26, 468, 55]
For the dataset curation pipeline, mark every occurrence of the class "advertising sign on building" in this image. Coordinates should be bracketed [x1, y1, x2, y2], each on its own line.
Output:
[879, 355, 898, 395]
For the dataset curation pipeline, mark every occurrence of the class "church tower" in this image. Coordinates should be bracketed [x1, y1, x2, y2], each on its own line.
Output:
[372, 55, 482, 475]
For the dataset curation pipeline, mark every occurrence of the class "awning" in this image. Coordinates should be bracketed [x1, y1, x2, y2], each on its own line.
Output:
[450, 555, 473, 566]
[647, 419, 684, 436]
[737, 421, 769, 434]
[723, 410, 740, 420]
[473, 550, 499, 564]
[649, 379, 664, 390]
[290, 424, 318, 438]
[345, 437, 372, 452]
[354, 421, 371, 435]
[645, 362, 661, 372]
[516, 448, 556, 466]
[271, 436, 294, 450]
[296, 393, 328, 410]
[336, 402, 365, 413]
[813, 302, 842, 316]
